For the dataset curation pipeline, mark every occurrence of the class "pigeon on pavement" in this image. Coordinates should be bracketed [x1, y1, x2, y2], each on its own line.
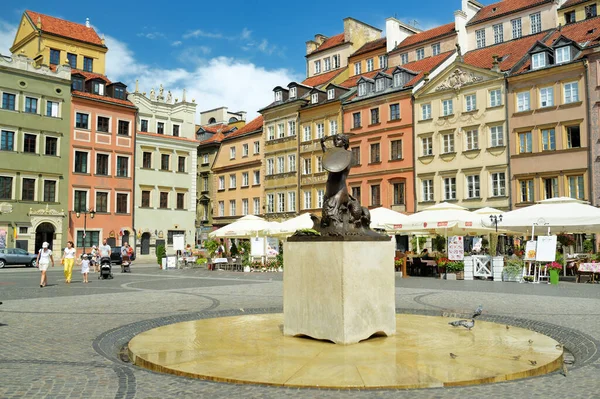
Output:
[450, 353, 458, 359]
[472, 305, 483, 318]
[448, 319, 475, 330]
[529, 360, 537, 366]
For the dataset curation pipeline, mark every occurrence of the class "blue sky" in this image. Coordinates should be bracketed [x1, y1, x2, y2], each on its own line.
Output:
[0, 0, 494, 118]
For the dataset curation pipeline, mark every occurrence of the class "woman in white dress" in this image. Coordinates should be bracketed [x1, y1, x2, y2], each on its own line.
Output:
[36, 242, 54, 287]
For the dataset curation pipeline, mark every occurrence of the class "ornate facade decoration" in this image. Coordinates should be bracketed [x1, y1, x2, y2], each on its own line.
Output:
[435, 69, 483, 92]
[0, 203, 13, 214]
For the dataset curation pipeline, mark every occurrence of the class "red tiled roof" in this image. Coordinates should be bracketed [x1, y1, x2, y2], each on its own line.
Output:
[224, 115, 263, 140]
[301, 68, 346, 88]
[25, 10, 104, 46]
[199, 131, 226, 145]
[308, 33, 346, 56]
[138, 131, 198, 143]
[72, 91, 135, 107]
[392, 23, 455, 52]
[350, 38, 387, 58]
[199, 123, 236, 134]
[467, 0, 552, 27]
[72, 69, 111, 84]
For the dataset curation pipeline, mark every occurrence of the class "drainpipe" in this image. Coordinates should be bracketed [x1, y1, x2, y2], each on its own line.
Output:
[132, 109, 138, 253]
[584, 59, 593, 206]
[411, 94, 417, 214]
[504, 76, 512, 211]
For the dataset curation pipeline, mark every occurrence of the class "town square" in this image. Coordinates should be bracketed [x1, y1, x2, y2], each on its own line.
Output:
[1, 0, 600, 397]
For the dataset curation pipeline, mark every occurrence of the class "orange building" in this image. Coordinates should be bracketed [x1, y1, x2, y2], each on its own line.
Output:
[68, 71, 137, 253]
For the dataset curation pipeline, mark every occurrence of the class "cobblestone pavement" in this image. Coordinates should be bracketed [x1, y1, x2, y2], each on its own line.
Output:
[1, 264, 600, 398]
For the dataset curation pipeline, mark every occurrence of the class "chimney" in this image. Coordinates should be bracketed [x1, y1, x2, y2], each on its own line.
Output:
[306, 40, 318, 55]
[454, 10, 468, 53]
[491, 55, 500, 72]
[36, 16, 41, 29]
[314, 34, 327, 46]
[385, 17, 418, 52]
[424, 72, 430, 82]
[85, 18, 90, 28]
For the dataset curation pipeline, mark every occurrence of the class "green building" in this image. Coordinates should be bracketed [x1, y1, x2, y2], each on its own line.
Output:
[0, 54, 72, 257]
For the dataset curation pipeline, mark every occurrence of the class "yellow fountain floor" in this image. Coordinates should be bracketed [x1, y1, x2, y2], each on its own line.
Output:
[128, 314, 563, 389]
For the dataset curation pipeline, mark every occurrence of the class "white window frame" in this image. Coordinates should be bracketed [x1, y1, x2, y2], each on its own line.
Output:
[288, 154, 296, 172]
[443, 177, 457, 200]
[568, 175, 585, 200]
[493, 23, 504, 44]
[42, 178, 59, 202]
[218, 201, 224, 216]
[354, 62, 361, 75]
[314, 60, 321, 74]
[277, 192, 285, 213]
[267, 126, 275, 140]
[511, 18, 522, 39]
[266, 194, 274, 213]
[442, 99, 453, 116]
[45, 99, 60, 118]
[442, 133, 454, 153]
[520, 179, 534, 203]
[517, 91, 530, 112]
[303, 125, 311, 142]
[555, 46, 571, 64]
[229, 199, 236, 216]
[324, 57, 331, 71]
[333, 54, 340, 69]
[75, 111, 91, 130]
[379, 54, 388, 69]
[422, 136, 433, 156]
[316, 156, 323, 173]
[229, 174, 236, 189]
[465, 129, 479, 150]
[316, 123, 324, 139]
[416, 48, 425, 60]
[253, 170, 260, 185]
[117, 119, 132, 137]
[311, 93, 319, 104]
[287, 120, 296, 137]
[44, 134, 61, 156]
[253, 141, 260, 154]
[531, 52, 546, 69]
[287, 191, 296, 212]
[275, 91, 282, 102]
[530, 12, 542, 34]
[465, 94, 477, 112]
[376, 78, 385, 92]
[218, 176, 225, 190]
[366, 58, 374, 72]
[72, 188, 90, 213]
[317, 189, 324, 208]
[0, 89, 19, 111]
[466, 175, 480, 199]
[422, 179, 433, 202]
[400, 53, 408, 65]
[266, 158, 274, 175]
[202, 153, 209, 164]
[277, 123, 285, 138]
[540, 87, 554, 107]
[489, 89, 502, 107]
[303, 158, 312, 175]
[242, 198, 249, 215]
[229, 146, 236, 159]
[289, 87, 297, 99]
[277, 156, 285, 174]
[253, 198, 260, 215]
[564, 81, 579, 103]
[358, 83, 367, 96]
[327, 88, 335, 100]
[303, 191, 312, 210]
[115, 154, 130, 178]
[476, 29, 486, 48]
[0, 172, 16, 200]
[432, 43, 441, 56]
[242, 143, 249, 157]
[519, 132, 533, 153]
[490, 125, 504, 147]
[242, 172, 249, 187]
[422, 103, 431, 120]
[73, 149, 90, 174]
[329, 120, 338, 135]
[491, 172, 506, 197]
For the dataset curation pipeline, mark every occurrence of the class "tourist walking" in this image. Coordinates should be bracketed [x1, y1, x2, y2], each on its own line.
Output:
[99, 239, 111, 260]
[36, 242, 54, 287]
[78, 254, 90, 283]
[61, 241, 76, 284]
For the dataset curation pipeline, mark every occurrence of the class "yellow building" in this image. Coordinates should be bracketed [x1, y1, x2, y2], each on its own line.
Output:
[10, 11, 107, 74]
[558, 0, 599, 24]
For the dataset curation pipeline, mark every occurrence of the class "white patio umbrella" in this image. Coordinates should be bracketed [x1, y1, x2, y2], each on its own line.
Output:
[369, 207, 410, 231]
[209, 215, 280, 238]
[499, 197, 600, 234]
[473, 207, 504, 215]
[266, 213, 314, 237]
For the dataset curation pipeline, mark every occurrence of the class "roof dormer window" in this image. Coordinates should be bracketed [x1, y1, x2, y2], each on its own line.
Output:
[393, 73, 401, 87]
[358, 83, 367, 96]
[275, 91, 282, 102]
[531, 53, 546, 70]
[311, 93, 319, 104]
[289, 87, 297, 99]
[555, 46, 571, 64]
[114, 86, 125, 100]
[327, 88, 335, 100]
[93, 81, 105, 95]
[375, 78, 385, 92]
[72, 77, 84, 91]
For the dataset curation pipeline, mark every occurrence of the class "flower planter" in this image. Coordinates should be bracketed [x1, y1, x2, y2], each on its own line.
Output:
[549, 269, 559, 285]
[502, 271, 520, 282]
[456, 271, 464, 280]
[243, 266, 251, 273]
[277, 267, 283, 272]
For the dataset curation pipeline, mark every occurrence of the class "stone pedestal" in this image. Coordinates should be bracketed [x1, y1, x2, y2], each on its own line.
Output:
[283, 239, 396, 345]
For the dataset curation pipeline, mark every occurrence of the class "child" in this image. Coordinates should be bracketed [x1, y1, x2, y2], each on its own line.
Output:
[78, 254, 90, 283]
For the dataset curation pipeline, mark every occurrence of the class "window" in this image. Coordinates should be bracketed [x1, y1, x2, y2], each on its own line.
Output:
[142, 152, 152, 169]
[315, 60, 321, 74]
[353, 112, 361, 128]
[241, 172, 249, 187]
[2, 93, 16, 110]
[230, 147, 236, 159]
[159, 192, 170, 209]
[520, 180, 534, 203]
[316, 156, 323, 173]
[422, 137, 433, 156]
[392, 182, 405, 205]
[465, 94, 477, 112]
[95, 192, 108, 213]
[554, 46, 570, 64]
[329, 120, 338, 135]
[324, 57, 331, 71]
[96, 154, 109, 175]
[267, 158, 274, 175]
[72, 78, 83, 91]
[422, 179, 433, 202]
[442, 99, 453, 116]
[177, 157, 185, 173]
[277, 123, 285, 138]
[75, 113, 89, 129]
[277, 156, 285, 174]
[540, 87, 554, 107]
[176, 193, 185, 210]
[564, 81, 579, 103]
[379, 54, 388, 69]
[288, 121, 296, 136]
[267, 126, 275, 140]
[253, 170, 260, 185]
[116, 193, 128, 214]
[491, 172, 506, 197]
[74, 151, 88, 173]
[391, 140, 402, 160]
[242, 198, 249, 215]
[542, 128, 556, 151]
[511, 18, 522, 39]
[531, 53, 546, 69]
[92, 82, 105, 95]
[303, 125, 311, 142]
[327, 88, 335, 100]
[254, 141, 260, 154]
[0, 177, 12, 200]
[140, 119, 148, 132]
[416, 48, 425, 60]
[351, 147, 360, 165]
[288, 154, 296, 172]
[229, 174, 237, 189]
[490, 126, 504, 147]
[50, 49, 60, 65]
[517, 91, 530, 112]
[333, 54, 340, 68]
[218, 201, 224, 216]
[83, 57, 93, 72]
[354, 62, 361, 75]
[519, 132, 532, 153]
[22, 178, 35, 201]
[466, 175, 480, 199]
[203, 176, 209, 191]
[157, 122, 164, 134]
[116, 156, 128, 177]
[77, 231, 99, 248]
[432, 43, 441, 55]
[476, 29, 486, 48]
[493, 23, 504, 44]
[114, 87, 125, 100]
[567, 125, 581, 148]
[277, 193, 285, 213]
[275, 91, 282, 102]
[543, 177, 559, 199]
[172, 125, 179, 137]
[351, 186, 361, 201]
[376, 78, 385, 92]
[303, 158, 312, 175]
[242, 143, 249, 157]
[25, 97, 38, 114]
[422, 103, 431, 120]
[443, 177, 456, 200]
[96, 116, 110, 133]
[530, 12, 542, 34]
[266, 194, 274, 213]
[46, 101, 59, 117]
[371, 108, 380, 124]
[393, 73, 402, 87]
[358, 83, 367, 96]
[161, 154, 169, 170]
[288, 192, 296, 212]
[586, 4, 597, 19]
[303, 191, 312, 210]
[141, 191, 150, 208]
[370, 185, 381, 206]
[43, 180, 56, 202]
[390, 103, 400, 121]
[74, 190, 87, 212]
[316, 123, 324, 138]
[289, 87, 297, 99]
[568, 176, 585, 199]
[565, 11, 576, 24]
[442, 133, 454, 153]
[366, 58, 374, 72]
[218, 176, 225, 190]
[400, 53, 408, 65]
[370, 143, 381, 163]
[316, 189, 324, 208]
[465, 129, 479, 150]
[489, 89, 502, 107]
[1, 130, 14, 151]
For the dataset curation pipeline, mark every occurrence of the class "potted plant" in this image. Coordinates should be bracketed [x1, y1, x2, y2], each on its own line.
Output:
[394, 257, 403, 272]
[503, 259, 523, 282]
[195, 257, 208, 268]
[156, 244, 166, 269]
[446, 261, 464, 280]
[546, 261, 562, 285]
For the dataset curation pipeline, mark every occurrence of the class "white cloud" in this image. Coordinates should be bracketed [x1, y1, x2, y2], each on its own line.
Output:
[171, 40, 183, 47]
[241, 28, 252, 40]
[183, 29, 223, 39]
[136, 32, 165, 40]
[0, 19, 17, 55]
[402, 18, 445, 31]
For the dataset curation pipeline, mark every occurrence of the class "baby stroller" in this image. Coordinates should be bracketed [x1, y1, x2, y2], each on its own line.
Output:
[99, 257, 113, 279]
[121, 255, 132, 273]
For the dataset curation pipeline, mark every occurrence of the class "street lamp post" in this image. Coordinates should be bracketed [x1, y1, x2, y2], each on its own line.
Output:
[76, 209, 96, 255]
[489, 214, 502, 233]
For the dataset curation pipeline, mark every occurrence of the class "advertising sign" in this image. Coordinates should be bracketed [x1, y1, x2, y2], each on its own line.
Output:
[448, 236, 464, 260]
[536, 235, 557, 262]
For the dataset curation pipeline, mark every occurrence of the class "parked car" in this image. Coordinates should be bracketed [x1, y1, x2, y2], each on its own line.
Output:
[0, 248, 37, 268]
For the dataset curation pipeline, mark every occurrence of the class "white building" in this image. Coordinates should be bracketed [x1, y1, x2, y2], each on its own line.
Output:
[129, 83, 197, 258]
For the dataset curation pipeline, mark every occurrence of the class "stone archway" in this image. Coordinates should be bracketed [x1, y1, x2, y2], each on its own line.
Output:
[35, 222, 55, 253]
[29, 206, 65, 257]
[141, 232, 151, 255]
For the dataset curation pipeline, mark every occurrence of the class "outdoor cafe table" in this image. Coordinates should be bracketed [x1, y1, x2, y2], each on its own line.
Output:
[576, 263, 600, 283]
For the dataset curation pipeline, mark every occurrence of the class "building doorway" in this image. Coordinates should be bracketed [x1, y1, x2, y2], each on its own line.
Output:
[141, 233, 150, 255]
[122, 230, 130, 245]
[35, 222, 55, 253]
